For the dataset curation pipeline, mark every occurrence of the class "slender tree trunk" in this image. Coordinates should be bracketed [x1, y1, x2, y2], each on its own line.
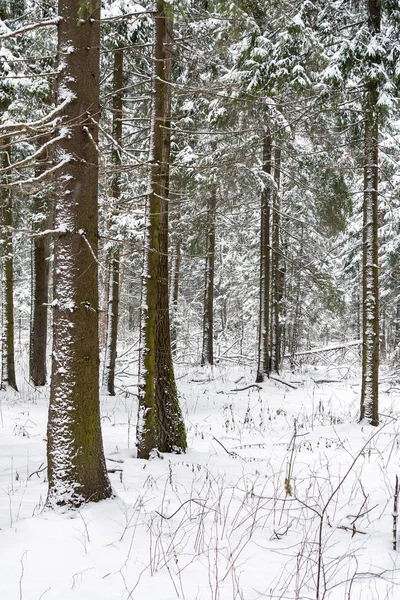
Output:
[103, 248, 120, 396]
[103, 47, 123, 396]
[30, 137, 51, 386]
[256, 129, 272, 382]
[290, 226, 304, 370]
[171, 235, 181, 350]
[201, 183, 217, 366]
[0, 138, 17, 391]
[99, 256, 110, 350]
[381, 307, 386, 360]
[360, 0, 380, 426]
[272, 144, 282, 374]
[137, 0, 186, 458]
[280, 214, 287, 363]
[395, 289, 400, 357]
[47, 0, 112, 507]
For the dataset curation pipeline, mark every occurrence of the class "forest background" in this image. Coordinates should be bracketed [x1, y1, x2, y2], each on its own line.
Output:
[2, 0, 400, 598]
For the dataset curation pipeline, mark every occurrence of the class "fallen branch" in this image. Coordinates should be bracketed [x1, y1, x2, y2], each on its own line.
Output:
[312, 379, 343, 384]
[230, 384, 262, 392]
[337, 524, 366, 536]
[284, 339, 361, 358]
[270, 376, 297, 390]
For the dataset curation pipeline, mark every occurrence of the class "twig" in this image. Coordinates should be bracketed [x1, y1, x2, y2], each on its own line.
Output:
[393, 475, 399, 551]
[79, 230, 99, 264]
[337, 524, 366, 536]
[155, 498, 208, 520]
[19, 551, 28, 600]
[28, 463, 46, 479]
[211, 435, 237, 457]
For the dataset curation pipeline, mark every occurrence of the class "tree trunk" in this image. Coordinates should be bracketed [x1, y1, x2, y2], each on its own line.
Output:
[137, 0, 187, 458]
[256, 129, 272, 382]
[103, 47, 123, 397]
[201, 183, 217, 367]
[30, 137, 51, 386]
[360, 0, 380, 426]
[0, 138, 17, 391]
[395, 290, 400, 357]
[290, 226, 304, 371]
[170, 235, 181, 351]
[47, 0, 112, 507]
[272, 144, 283, 374]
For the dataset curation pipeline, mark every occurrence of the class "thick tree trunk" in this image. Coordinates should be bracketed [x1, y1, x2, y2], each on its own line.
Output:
[47, 0, 112, 507]
[155, 6, 186, 453]
[30, 137, 51, 387]
[137, 0, 186, 458]
[201, 183, 217, 367]
[256, 129, 272, 382]
[103, 47, 123, 397]
[0, 138, 17, 391]
[155, 194, 186, 452]
[360, 0, 380, 426]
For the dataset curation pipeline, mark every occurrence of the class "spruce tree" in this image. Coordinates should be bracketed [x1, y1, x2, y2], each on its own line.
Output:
[47, 0, 112, 507]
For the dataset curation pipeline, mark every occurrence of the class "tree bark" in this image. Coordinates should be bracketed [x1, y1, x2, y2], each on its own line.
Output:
[103, 47, 123, 397]
[0, 137, 17, 391]
[289, 225, 304, 370]
[30, 137, 51, 387]
[395, 288, 400, 358]
[170, 194, 182, 351]
[360, 0, 380, 426]
[201, 183, 217, 367]
[137, 0, 186, 458]
[256, 129, 272, 382]
[170, 235, 181, 350]
[46, 0, 112, 507]
[272, 144, 283, 374]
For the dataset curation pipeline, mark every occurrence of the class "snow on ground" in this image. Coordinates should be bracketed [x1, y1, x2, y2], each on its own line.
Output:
[1, 348, 400, 599]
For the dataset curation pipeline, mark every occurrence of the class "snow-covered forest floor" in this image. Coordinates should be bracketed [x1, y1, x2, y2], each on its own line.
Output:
[2, 343, 400, 599]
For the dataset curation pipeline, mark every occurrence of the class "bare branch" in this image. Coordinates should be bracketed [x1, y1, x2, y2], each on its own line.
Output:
[0, 18, 60, 40]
